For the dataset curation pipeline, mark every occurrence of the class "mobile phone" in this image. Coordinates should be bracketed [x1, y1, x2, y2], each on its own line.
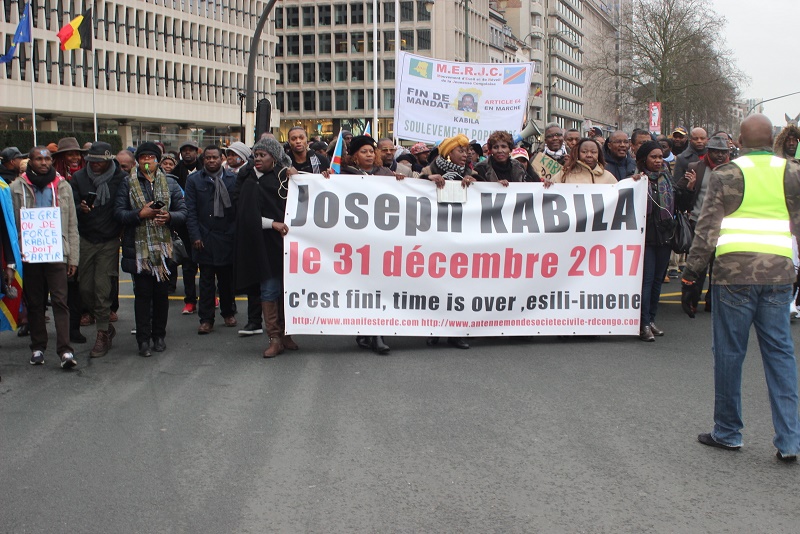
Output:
[151, 200, 165, 210]
[85, 191, 97, 208]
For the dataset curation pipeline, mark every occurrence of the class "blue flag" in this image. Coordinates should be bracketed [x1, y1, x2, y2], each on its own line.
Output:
[0, 2, 31, 64]
[14, 2, 32, 44]
[0, 45, 17, 64]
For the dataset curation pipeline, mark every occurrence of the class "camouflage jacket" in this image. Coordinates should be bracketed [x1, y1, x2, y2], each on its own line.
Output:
[684, 147, 800, 285]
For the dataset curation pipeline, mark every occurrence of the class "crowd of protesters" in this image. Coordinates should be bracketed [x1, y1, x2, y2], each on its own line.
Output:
[1, 117, 798, 370]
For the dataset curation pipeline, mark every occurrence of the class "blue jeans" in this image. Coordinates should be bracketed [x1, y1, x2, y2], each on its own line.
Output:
[711, 284, 800, 455]
[260, 277, 281, 303]
[640, 244, 671, 326]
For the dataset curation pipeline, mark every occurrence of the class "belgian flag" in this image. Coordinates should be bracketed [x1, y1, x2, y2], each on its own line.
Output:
[57, 8, 92, 51]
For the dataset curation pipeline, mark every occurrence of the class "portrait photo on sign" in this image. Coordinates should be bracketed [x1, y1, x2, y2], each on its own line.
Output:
[458, 92, 479, 112]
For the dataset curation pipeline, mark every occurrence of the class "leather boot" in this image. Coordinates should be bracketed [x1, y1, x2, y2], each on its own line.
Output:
[262, 301, 284, 358]
[90, 330, 111, 358]
[356, 336, 372, 349]
[371, 335, 390, 355]
[277, 300, 299, 350]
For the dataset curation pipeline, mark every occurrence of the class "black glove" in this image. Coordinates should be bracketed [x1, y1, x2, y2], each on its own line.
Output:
[681, 280, 701, 318]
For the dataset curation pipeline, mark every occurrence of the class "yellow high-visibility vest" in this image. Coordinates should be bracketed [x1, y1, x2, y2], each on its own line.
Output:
[716, 154, 792, 258]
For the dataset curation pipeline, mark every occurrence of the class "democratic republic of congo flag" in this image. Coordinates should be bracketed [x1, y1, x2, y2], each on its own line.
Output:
[0, 180, 23, 332]
[330, 129, 344, 174]
[57, 8, 93, 51]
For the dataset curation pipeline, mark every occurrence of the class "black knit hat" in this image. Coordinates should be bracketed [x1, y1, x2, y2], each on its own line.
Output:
[348, 135, 377, 156]
[135, 142, 162, 162]
[635, 140, 661, 163]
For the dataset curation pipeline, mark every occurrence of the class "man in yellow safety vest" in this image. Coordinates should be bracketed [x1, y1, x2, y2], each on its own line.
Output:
[681, 114, 800, 463]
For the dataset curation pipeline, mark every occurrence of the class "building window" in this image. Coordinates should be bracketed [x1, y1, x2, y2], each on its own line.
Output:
[320, 91, 332, 111]
[400, 30, 414, 50]
[319, 62, 331, 82]
[303, 91, 316, 111]
[275, 36, 283, 57]
[303, 63, 315, 82]
[351, 89, 364, 110]
[302, 6, 315, 27]
[400, 1, 414, 21]
[351, 32, 364, 53]
[351, 3, 365, 24]
[287, 35, 299, 56]
[383, 88, 395, 110]
[383, 60, 395, 80]
[319, 5, 331, 25]
[287, 91, 300, 112]
[416, 1, 431, 21]
[286, 7, 299, 27]
[286, 64, 299, 84]
[383, 2, 395, 22]
[335, 61, 348, 82]
[276, 91, 284, 112]
[276, 64, 283, 85]
[351, 61, 364, 81]
[303, 34, 315, 55]
[335, 5, 348, 24]
[335, 33, 348, 53]
[417, 29, 431, 50]
[319, 34, 332, 54]
[335, 89, 348, 111]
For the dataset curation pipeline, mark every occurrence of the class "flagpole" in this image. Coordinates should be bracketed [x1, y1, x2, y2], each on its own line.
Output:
[91, 51, 98, 141]
[28, 42, 37, 146]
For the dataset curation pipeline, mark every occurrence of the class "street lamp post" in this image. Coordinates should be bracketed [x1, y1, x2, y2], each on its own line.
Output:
[524, 30, 580, 125]
[244, 0, 280, 147]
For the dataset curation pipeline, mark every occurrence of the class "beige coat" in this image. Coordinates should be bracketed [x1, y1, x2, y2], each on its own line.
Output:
[552, 162, 617, 184]
[10, 173, 80, 266]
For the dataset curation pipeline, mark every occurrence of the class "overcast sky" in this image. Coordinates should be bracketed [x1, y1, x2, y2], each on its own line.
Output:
[709, 0, 800, 127]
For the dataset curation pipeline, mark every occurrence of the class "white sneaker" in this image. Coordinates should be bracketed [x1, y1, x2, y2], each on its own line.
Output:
[30, 350, 44, 365]
[60, 352, 77, 369]
[791, 304, 799, 320]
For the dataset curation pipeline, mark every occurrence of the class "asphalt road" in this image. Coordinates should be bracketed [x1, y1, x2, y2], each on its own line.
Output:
[1, 279, 798, 533]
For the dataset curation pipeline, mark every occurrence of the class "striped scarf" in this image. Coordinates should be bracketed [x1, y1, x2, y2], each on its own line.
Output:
[128, 168, 172, 281]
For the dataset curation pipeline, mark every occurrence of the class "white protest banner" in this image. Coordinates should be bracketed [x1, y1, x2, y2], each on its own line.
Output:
[284, 176, 647, 337]
[393, 51, 533, 144]
[19, 207, 63, 263]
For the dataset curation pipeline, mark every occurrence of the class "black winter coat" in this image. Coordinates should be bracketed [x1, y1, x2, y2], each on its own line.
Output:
[184, 167, 237, 265]
[71, 163, 126, 244]
[114, 169, 187, 275]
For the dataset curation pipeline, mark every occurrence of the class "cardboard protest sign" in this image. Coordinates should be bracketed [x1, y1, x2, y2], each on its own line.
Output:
[20, 207, 63, 263]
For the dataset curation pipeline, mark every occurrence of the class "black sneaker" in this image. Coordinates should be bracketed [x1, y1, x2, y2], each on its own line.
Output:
[776, 451, 798, 463]
[30, 350, 44, 365]
[238, 323, 264, 336]
[697, 433, 740, 451]
[60, 352, 77, 369]
[152, 337, 166, 352]
[138, 342, 152, 357]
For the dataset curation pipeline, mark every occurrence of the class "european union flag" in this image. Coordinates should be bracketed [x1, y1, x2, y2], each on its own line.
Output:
[0, 2, 31, 64]
[14, 2, 32, 44]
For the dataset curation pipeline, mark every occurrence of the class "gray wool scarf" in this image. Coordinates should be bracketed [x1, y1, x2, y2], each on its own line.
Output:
[210, 168, 231, 217]
[86, 162, 117, 206]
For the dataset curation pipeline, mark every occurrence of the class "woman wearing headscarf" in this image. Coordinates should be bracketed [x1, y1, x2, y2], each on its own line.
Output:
[419, 133, 478, 188]
[474, 131, 527, 185]
[635, 140, 674, 342]
[233, 137, 299, 358]
[551, 138, 617, 184]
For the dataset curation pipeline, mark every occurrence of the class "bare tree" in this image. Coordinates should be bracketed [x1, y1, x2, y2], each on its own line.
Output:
[586, 0, 747, 133]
